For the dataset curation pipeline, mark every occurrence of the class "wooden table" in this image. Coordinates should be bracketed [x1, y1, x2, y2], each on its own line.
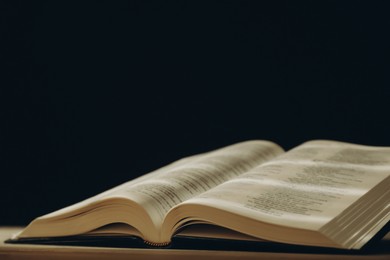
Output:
[1, 227, 389, 259]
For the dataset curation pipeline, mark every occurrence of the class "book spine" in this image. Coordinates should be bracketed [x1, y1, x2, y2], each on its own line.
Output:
[143, 240, 171, 247]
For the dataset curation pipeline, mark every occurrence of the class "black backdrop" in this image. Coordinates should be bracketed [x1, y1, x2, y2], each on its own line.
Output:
[2, 1, 390, 225]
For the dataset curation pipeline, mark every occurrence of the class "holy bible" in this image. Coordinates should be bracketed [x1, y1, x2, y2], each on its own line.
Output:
[8, 140, 390, 250]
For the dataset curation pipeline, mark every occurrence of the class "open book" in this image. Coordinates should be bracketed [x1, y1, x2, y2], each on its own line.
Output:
[9, 140, 390, 250]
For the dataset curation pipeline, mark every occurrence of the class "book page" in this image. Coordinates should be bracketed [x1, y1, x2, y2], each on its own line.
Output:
[111, 141, 284, 227]
[36, 151, 209, 219]
[17, 140, 283, 242]
[184, 140, 390, 231]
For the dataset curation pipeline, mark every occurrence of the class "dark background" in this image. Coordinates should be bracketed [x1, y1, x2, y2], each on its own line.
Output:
[2, 1, 390, 225]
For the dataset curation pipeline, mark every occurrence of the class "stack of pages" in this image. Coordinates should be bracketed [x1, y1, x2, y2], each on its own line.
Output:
[8, 140, 390, 250]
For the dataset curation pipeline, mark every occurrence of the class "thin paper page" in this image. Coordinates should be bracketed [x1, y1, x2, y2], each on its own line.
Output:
[187, 141, 390, 230]
[115, 141, 283, 226]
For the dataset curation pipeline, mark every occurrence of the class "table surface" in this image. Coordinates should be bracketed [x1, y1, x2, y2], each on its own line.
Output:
[1, 227, 390, 260]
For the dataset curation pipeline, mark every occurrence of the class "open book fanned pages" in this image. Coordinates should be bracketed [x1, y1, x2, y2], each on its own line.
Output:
[10, 140, 390, 250]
